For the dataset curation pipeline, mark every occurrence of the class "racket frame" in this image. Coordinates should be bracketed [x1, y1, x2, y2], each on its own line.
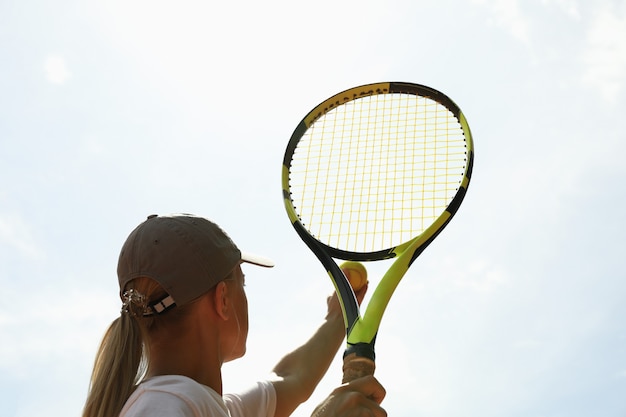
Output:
[282, 81, 474, 366]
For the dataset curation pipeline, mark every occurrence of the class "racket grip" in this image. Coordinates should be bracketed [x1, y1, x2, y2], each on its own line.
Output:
[342, 352, 376, 383]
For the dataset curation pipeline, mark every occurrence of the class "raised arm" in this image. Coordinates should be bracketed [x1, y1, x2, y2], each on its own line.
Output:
[269, 279, 367, 417]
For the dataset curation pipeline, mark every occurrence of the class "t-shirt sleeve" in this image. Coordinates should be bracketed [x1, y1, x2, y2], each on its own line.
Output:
[223, 380, 277, 417]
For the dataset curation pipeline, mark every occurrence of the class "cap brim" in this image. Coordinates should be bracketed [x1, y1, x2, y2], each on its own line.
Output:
[241, 252, 275, 268]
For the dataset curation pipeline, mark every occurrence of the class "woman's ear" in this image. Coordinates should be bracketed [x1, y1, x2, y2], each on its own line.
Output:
[212, 281, 230, 320]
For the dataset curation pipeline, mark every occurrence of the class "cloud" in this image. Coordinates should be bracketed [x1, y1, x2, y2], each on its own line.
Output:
[43, 55, 71, 84]
[0, 213, 43, 260]
[471, 0, 533, 47]
[541, 0, 581, 20]
[581, 3, 626, 102]
[0, 287, 117, 376]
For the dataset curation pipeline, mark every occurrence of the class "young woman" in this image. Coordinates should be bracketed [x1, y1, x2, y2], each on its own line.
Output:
[82, 213, 386, 417]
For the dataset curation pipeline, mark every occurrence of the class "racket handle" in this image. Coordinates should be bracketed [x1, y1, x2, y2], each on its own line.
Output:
[342, 352, 376, 383]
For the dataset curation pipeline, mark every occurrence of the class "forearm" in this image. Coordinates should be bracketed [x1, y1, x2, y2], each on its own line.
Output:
[270, 309, 346, 416]
[274, 314, 344, 387]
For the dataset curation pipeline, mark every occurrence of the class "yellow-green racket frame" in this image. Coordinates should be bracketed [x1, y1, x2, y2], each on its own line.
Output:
[282, 82, 474, 382]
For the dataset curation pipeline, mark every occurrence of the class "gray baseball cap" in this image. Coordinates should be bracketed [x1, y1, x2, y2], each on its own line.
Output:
[117, 214, 274, 313]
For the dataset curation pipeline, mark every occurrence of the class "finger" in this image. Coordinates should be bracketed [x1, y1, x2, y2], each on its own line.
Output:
[344, 375, 386, 404]
[362, 402, 388, 417]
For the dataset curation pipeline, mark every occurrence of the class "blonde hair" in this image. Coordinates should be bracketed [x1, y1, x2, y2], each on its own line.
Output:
[82, 278, 166, 417]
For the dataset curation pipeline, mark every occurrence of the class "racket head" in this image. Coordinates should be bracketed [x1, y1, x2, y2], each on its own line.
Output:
[282, 81, 474, 341]
[283, 81, 473, 256]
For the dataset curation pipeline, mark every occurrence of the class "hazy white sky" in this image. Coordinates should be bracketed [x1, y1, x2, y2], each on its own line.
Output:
[1, 1, 625, 416]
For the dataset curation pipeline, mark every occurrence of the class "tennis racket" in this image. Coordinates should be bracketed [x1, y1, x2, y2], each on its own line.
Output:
[282, 82, 474, 383]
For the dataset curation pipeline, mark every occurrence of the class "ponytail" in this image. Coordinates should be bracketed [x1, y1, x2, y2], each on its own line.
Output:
[82, 311, 145, 417]
[82, 277, 161, 417]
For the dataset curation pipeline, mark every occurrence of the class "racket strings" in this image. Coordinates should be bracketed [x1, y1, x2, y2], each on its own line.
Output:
[290, 93, 468, 253]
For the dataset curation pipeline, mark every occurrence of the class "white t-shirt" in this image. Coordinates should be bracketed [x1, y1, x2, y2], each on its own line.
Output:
[119, 375, 276, 417]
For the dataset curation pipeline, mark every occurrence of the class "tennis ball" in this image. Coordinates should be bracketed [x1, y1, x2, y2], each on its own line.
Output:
[340, 261, 368, 291]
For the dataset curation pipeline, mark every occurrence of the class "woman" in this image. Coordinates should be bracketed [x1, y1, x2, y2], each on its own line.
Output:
[82, 213, 386, 417]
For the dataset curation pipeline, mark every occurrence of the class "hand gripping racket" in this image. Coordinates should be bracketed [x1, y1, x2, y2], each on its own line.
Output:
[281, 82, 474, 383]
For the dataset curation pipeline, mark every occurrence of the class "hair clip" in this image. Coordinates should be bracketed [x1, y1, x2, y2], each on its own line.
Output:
[121, 289, 146, 316]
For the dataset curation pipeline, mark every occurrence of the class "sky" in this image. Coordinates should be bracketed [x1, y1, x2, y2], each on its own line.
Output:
[1, 0, 625, 416]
